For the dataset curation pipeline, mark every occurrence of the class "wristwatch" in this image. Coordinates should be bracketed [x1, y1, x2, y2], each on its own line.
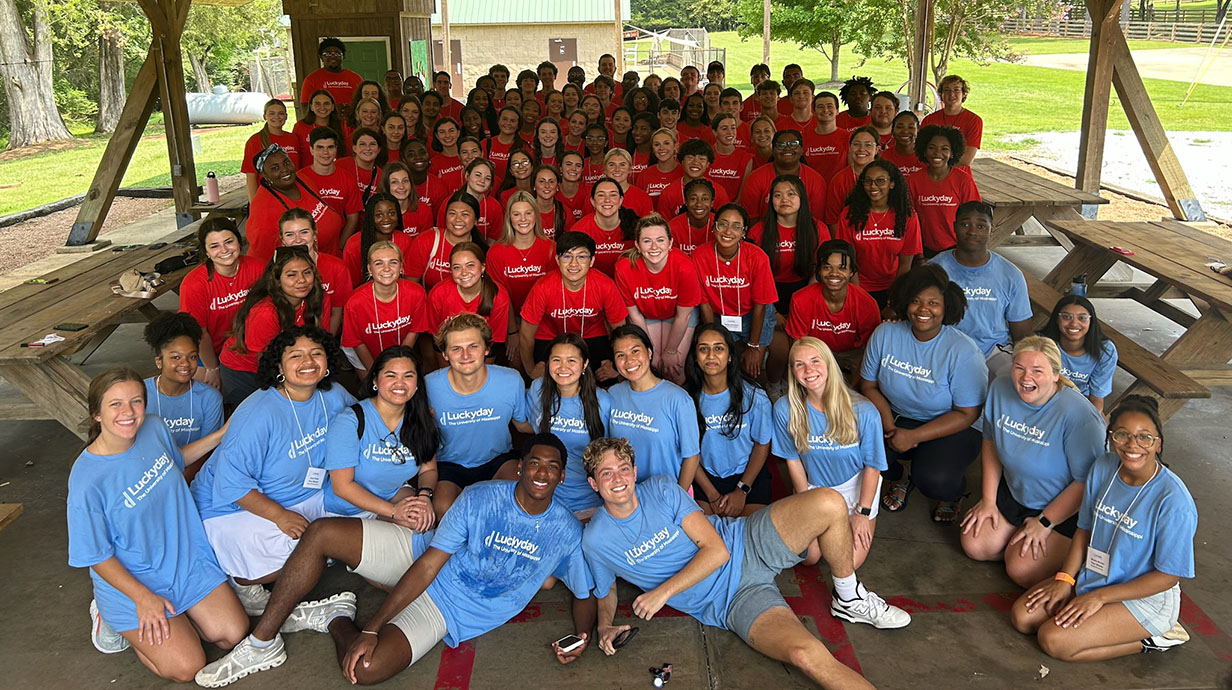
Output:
[736, 480, 752, 495]
[856, 505, 872, 516]
[417, 487, 435, 499]
[1037, 514, 1054, 530]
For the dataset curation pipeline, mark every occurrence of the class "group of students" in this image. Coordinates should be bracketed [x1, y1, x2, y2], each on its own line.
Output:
[64, 48, 1199, 690]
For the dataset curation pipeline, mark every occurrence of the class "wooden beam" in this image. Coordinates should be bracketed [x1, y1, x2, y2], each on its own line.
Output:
[1076, 0, 1123, 196]
[0, 358, 94, 440]
[907, 0, 936, 114]
[152, 0, 199, 228]
[0, 504, 22, 532]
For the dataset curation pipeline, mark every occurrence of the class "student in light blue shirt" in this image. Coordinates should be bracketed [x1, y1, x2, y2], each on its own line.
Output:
[777, 337, 887, 569]
[607, 323, 701, 488]
[141, 313, 225, 460]
[1041, 294, 1119, 413]
[961, 337, 1106, 588]
[323, 345, 439, 527]
[683, 323, 773, 517]
[859, 263, 987, 524]
[1012, 395, 1197, 660]
[68, 368, 246, 680]
[526, 333, 613, 517]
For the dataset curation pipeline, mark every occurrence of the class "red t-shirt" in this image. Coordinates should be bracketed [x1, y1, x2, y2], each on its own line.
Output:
[520, 271, 628, 340]
[656, 178, 730, 219]
[774, 114, 817, 135]
[835, 111, 872, 131]
[178, 256, 264, 354]
[733, 121, 752, 150]
[315, 252, 354, 313]
[557, 185, 592, 224]
[415, 174, 451, 219]
[636, 164, 683, 201]
[403, 230, 458, 290]
[922, 108, 984, 149]
[582, 159, 606, 186]
[739, 163, 827, 222]
[631, 151, 652, 182]
[708, 149, 755, 200]
[740, 95, 762, 122]
[572, 215, 632, 278]
[484, 136, 519, 181]
[486, 238, 557, 313]
[242, 131, 303, 173]
[399, 202, 436, 239]
[437, 195, 504, 242]
[836, 209, 923, 292]
[785, 282, 882, 353]
[622, 185, 655, 218]
[297, 167, 362, 254]
[341, 280, 429, 355]
[220, 296, 332, 373]
[777, 99, 793, 117]
[300, 68, 363, 107]
[823, 167, 858, 227]
[427, 280, 512, 343]
[668, 214, 713, 257]
[334, 158, 383, 206]
[907, 167, 981, 252]
[341, 232, 415, 287]
[246, 184, 345, 263]
[614, 250, 704, 321]
[881, 147, 925, 178]
[675, 122, 716, 145]
[801, 127, 849, 181]
[430, 154, 465, 193]
[692, 242, 778, 317]
[748, 221, 831, 283]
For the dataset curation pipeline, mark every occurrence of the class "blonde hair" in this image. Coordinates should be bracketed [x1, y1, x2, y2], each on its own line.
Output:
[1012, 336, 1079, 392]
[621, 213, 672, 267]
[582, 436, 636, 478]
[603, 148, 633, 166]
[366, 239, 403, 264]
[785, 338, 858, 452]
[435, 311, 492, 351]
[750, 114, 777, 137]
[497, 191, 549, 245]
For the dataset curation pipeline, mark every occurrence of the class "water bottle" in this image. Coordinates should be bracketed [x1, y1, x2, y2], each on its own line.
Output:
[205, 170, 220, 204]
[1071, 273, 1087, 297]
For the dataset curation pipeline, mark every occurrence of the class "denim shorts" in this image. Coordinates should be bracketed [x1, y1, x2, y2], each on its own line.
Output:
[1123, 583, 1181, 637]
[732, 303, 777, 348]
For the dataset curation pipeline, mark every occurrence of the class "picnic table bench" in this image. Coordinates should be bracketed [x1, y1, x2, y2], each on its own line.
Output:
[971, 158, 1108, 250]
[188, 187, 249, 220]
[0, 229, 199, 439]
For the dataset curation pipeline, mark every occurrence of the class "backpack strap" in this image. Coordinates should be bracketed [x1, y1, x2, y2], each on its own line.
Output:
[350, 402, 365, 439]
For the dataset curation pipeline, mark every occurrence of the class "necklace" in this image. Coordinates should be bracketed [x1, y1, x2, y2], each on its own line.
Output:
[513, 488, 542, 532]
[154, 375, 192, 430]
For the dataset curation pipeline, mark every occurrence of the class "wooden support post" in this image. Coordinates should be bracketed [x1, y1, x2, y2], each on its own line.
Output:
[440, 0, 451, 95]
[907, 0, 936, 114]
[152, 0, 199, 229]
[1076, 0, 1123, 197]
[614, 0, 624, 75]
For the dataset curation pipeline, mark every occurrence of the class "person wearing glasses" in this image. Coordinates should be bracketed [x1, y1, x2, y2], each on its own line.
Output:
[738, 129, 827, 222]
[1040, 295, 1118, 413]
[300, 38, 364, 119]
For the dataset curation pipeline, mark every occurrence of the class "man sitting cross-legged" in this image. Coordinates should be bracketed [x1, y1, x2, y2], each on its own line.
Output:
[196, 433, 594, 687]
[581, 437, 910, 690]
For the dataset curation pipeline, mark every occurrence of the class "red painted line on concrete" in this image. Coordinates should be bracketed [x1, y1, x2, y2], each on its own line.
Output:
[785, 565, 863, 673]
[1180, 591, 1232, 662]
[882, 592, 1019, 614]
[434, 641, 476, 690]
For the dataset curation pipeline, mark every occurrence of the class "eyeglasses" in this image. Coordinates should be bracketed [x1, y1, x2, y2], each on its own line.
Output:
[274, 245, 311, 261]
[584, 136, 608, 142]
[714, 221, 745, 232]
[320, 51, 344, 58]
[1058, 313, 1091, 323]
[381, 431, 409, 465]
[1109, 430, 1157, 448]
[510, 159, 532, 168]
[774, 140, 802, 149]
[560, 253, 592, 263]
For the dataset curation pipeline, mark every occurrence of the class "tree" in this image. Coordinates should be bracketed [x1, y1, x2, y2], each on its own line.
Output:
[631, 0, 738, 31]
[96, 18, 126, 133]
[181, 0, 281, 93]
[734, 0, 869, 83]
[0, 0, 72, 148]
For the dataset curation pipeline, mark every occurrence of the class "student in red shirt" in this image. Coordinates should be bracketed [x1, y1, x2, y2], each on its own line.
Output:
[297, 127, 362, 255]
[921, 75, 983, 167]
[881, 111, 923, 178]
[740, 129, 827, 221]
[380, 162, 433, 239]
[582, 123, 609, 185]
[837, 160, 923, 307]
[342, 194, 414, 286]
[484, 106, 525, 181]
[442, 159, 502, 241]
[497, 150, 535, 207]
[749, 175, 829, 314]
[518, 99, 543, 145]
[430, 70, 465, 120]
[427, 242, 513, 364]
[429, 118, 465, 192]
[719, 89, 749, 147]
[836, 76, 875, 131]
[459, 106, 488, 141]
[908, 124, 981, 255]
[603, 149, 654, 217]
[629, 113, 658, 181]
[457, 136, 483, 171]
[543, 90, 566, 128]
[614, 214, 704, 383]
[242, 99, 301, 201]
[218, 244, 328, 406]
[676, 94, 715, 145]
[659, 78, 683, 108]
[179, 218, 264, 390]
[747, 114, 776, 167]
[562, 82, 584, 115]
[803, 92, 850, 180]
[657, 97, 681, 132]
[680, 65, 701, 101]
[693, 204, 779, 379]
[775, 79, 818, 134]
[609, 107, 634, 150]
[823, 126, 881, 230]
[741, 63, 771, 122]
[518, 231, 628, 382]
[870, 91, 900, 149]
[246, 145, 345, 264]
[563, 110, 589, 155]
[580, 93, 605, 127]
[293, 90, 347, 157]
[531, 118, 566, 169]
[376, 113, 406, 166]
[702, 83, 723, 124]
[668, 178, 717, 256]
[348, 98, 383, 144]
[299, 38, 363, 116]
[557, 151, 591, 224]
[277, 209, 350, 334]
[341, 241, 428, 378]
[347, 83, 389, 130]
[401, 139, 449, 218]
[637, 128, 683, 203]
[487, 191, 556, 374]
[531, 165, 569, 238]
[623, 86, 659, 118]
[657, 138, 731, 218]
[336, 127, 382, 213]
[419, 91, 443, 138]
[397, 97, 427, 144]
[785, 239, 882, 375]
[708, 112, 754, 201]
[572, 177, 638, 277]
[750, 79, 782, 128]
[405, 190, 489, 290]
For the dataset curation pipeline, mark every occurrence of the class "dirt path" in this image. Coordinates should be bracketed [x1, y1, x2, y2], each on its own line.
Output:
[1021, 46, 1232, 87]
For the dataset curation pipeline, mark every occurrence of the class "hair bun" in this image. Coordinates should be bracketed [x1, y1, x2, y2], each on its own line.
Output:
[1123, 394, 1160, 413]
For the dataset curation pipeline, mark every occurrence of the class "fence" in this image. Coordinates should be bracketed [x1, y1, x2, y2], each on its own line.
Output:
[624, 30, 726, 76]
[1129, 8, 1226, 24]
[1001, 17, 1230, 43]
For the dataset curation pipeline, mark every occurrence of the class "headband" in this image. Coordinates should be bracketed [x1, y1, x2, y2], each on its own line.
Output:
[253, 144, 286, 172]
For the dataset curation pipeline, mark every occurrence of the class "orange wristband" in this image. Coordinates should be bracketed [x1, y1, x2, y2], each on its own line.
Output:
[1054, 571, 1076, 586]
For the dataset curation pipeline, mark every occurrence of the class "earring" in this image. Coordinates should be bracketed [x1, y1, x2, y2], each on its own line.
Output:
[372, 383, 378, 391]
[276, 372, 285, 383]
[324, 368, 331, 377]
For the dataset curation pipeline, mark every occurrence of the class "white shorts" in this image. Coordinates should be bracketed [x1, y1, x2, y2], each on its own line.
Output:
[202, 492, 329, 581]
[811, 471, 883, 520]
[351, 520, 446, 665]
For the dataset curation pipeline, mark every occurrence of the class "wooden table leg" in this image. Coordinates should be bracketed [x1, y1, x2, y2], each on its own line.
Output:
[988, 206, 1036, 249]
[0, 357, 93, 439]
[1041, 244, 1119, 293]
[1033, 207, 1087, 251]
[1160, 307, 1232, 369]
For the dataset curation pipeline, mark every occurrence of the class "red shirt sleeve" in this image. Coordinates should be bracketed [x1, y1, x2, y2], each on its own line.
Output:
[342, 235, 364, 286]
[851, 286, 883, 348]
[674, 253, 704, 308]
[341, 287, 370, 348]
[598, 275, 630, 325]
[519, 275, 548, 326]
[785, 286, 813, 340]
[245, 301, 282, 360]
[902, 214, 923, 257]
[749, 249, 779, 306]
[407, 282, 429, 335]
[490, 288, 511, 343]
[804, 169, 828, 223]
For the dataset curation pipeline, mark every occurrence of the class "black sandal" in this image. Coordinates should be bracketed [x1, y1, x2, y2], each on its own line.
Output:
[881, 478, 913, 512]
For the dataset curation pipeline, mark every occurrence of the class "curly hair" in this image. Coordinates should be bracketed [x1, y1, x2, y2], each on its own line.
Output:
[582, 436, 637, 478]
[254, 325, 343, 391]
[887, 263, 967, 325]
[914, 124, 965, 167]
[844, 159, 914, 238]
[143, 312, 204, 355]
[228, 244, 325, 355]
[839, 76, 876, 106]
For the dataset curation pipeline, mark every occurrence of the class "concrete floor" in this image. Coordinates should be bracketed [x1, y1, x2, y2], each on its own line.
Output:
[2, 248, 1232, 689]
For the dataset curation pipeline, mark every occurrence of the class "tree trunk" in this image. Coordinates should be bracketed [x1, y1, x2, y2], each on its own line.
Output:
[830, 36, 841, 83]
[0, 0, 72, 149]
[96, 25, 127, 134]
[188, 52, 211, 93]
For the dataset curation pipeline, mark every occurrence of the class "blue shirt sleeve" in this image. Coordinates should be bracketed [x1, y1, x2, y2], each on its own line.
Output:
[771, 396, 801, 461]
[66, 469, 113, 568]
[1064, 397, 1107, 484]
[323, 406, 362, 471]
[675, 390, 701, 457]
[584, 525, 619, 598]
[860, 325, 886, 383]
[1152, 501, 1197, 579]
[430, 486, 472, 555]
[200, 385, 224, 438]
[856, 402, 889, 471]
[508, 369, 529, 424]
[749, 388, 773, 445]
[211, 414, 269, 506]
[947, 332, 988, 409]
[553, 541, 596, 599]
[1090, 340, 1118, 398]
[1077, 455, 1111, 532]
[1004, 263, 1033, 323]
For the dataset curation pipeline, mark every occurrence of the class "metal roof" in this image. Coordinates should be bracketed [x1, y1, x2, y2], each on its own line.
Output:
[431, 0, 631, 25]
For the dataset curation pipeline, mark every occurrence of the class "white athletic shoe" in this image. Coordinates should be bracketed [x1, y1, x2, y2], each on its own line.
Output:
[830, 583, 912, 630]
[194, 635, 287, 688]
[89, 599, 130, 654]
[1142, 622, 1190, 653]
[280, 591, 358, 634]
[229, 579, 270, 616]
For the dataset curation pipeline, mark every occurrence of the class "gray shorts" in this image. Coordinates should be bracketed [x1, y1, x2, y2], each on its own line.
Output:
[724, 507, 807, 643]
[1123, 583, 1181, 637]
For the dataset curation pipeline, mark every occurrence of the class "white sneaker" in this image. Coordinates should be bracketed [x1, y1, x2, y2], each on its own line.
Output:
[280, 592, 357, 634]
[89, 599, 130, 654]
[229, 578, 270, 616]
[194, 635, 287, 688]
[1142, 622, 1190, 653]
[830, 583, 911, 630]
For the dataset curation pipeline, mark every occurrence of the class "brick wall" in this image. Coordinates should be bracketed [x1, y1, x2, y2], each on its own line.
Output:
[430, 22, 620, 90]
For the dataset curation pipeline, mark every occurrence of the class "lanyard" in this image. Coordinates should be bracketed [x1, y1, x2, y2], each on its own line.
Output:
[561, 277, 589, 336]
[371, 282, 401, 353]
[1091, 461, 1160, 559]
[154, 376, 192, 428]
[284, 389, 328, 466]
[713, 243, 742, 317]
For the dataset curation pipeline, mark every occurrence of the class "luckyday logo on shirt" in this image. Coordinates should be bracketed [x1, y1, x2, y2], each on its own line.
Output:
[706, 274, 748, 288]
[317, 187, 343, 199]
[362, 441, 411, 463]
[595, 241, 627, 252]
[551, 416, 588, 434]
[963, 286, 996, 302]
[163, 416, 200, 433]
[808, 145, 839, 155]
[634, 286, 677, 300]
[123, 452, 175, 508]
[287, 426, 329, 459]
[1061, 366, 1089, 384]
[624, 525, 679, 566]
[504, 264, 547, 277]
[428, 256, 451, 272]
[881, 353, 935, 384]
[704, 412, 747, 433]
[1094, 500, 1143, 538]
[610, 408, 658, 432]
[440, 407, 498, 426]
[366, 314, 413, 334]
[806, 433, 857, 451]
[210, 289, 250, 311]
[858, 226, 897, 240]
[811, 319, 854, 334]
[710, 166, 738, 177]
[550, 306, 597, 319]
[484, 529, 542, 561]
[996, 414, 1049, 446]
[917, 194, 955, 206]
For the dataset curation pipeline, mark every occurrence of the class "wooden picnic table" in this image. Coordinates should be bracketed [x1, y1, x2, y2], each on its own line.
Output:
[188, 186, 249, 220]
[0, 230, 197, 439]
[971, 158, 1108, 249]
[1043, 218, 1232, 417]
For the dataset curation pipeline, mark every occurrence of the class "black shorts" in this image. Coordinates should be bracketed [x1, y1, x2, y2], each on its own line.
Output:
[693, 463, 773, 506]
[532, 336, 614, 370]
[995, 477, 1078, 539]
[774, 278, 809, 316]
[437, 451, 519, 490]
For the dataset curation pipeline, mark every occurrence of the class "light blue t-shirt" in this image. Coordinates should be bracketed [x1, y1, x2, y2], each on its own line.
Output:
[583, 476, 746, 630]
[425, 481, 593, 646]
[322, 399, 427, 515]
[526, 378, 613, 512]
[607, 379, 701, 483]
[143, 378, 224, 447]
[67, 417, 226, 632]
[1059, 340, 1118, 398]
[929, 251, 1033, 358]
[1075, 453, 1197, 595]
[860, 321, 988, 421]
[982, 376, 1106, 510]
[772, 396, 888, 488]
[191, 386, 355, 519]
[698, 383, 773, 479]
[427, 366, 528, 468]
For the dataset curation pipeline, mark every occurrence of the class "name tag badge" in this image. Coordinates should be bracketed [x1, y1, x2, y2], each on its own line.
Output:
[303, 467, 327, 490]
[720, 314, 743, 332]
[1085, 547, 1111, 577]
